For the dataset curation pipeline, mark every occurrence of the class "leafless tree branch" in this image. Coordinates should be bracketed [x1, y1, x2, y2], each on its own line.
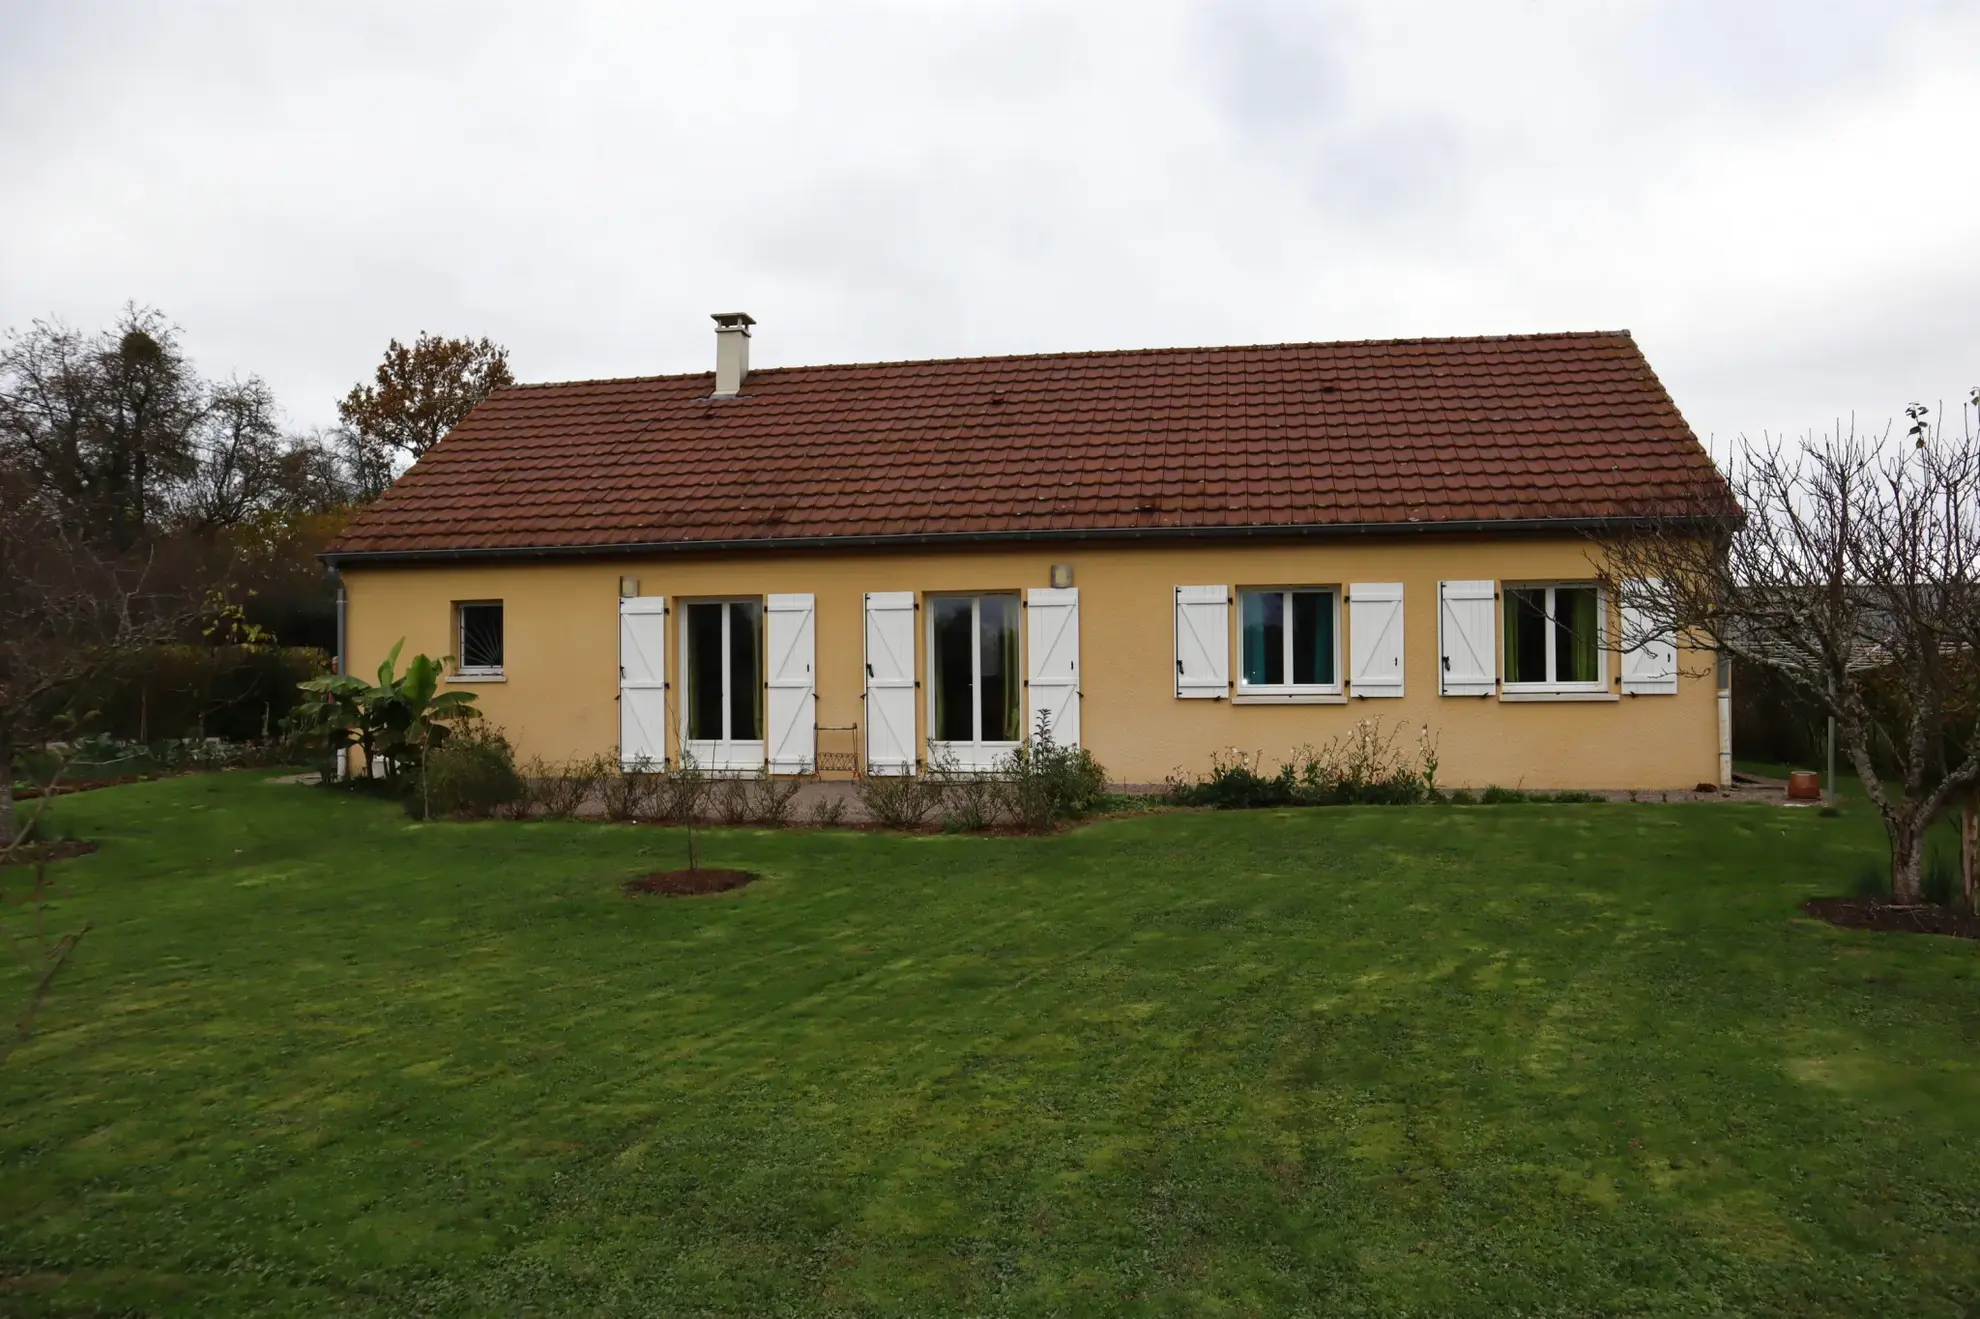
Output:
[1596, 402, 1980, 902]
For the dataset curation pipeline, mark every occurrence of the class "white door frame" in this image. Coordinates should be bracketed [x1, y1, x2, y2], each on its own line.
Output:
[926, 593, 1021, 773]
[679, 598, 767, 772]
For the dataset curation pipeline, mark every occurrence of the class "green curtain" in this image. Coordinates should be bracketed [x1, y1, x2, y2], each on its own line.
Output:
[998, 600, 1021, 740]
[1504, 589, 1545, 683]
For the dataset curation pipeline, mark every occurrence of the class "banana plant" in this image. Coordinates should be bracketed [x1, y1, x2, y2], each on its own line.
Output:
[371, 647, 479, 772]
[294, 639, 479, 784]
[293, 669, 374, 776]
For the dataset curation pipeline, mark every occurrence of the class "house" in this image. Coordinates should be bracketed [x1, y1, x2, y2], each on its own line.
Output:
[323, 316, 1733, 789]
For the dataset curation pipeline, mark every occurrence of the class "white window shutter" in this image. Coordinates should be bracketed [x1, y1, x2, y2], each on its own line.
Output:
[1025, 587, 1080, 746]
[766, 593, 816, 773]
[1174, 585, 1230, 698]
[863, 591, 917, 775]
[1348, 582, 1405, 697]
[1438, 580, 1496, 696]
[1621, 578, 1679, 695]
[619, 596, 668, 768]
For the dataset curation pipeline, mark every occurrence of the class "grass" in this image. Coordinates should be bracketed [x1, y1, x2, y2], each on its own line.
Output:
[4, 775, 1980, 1316]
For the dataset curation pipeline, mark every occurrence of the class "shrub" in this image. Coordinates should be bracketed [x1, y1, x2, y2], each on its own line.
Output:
[654, 753, 709, 824]
[1547, 790, 1606, 804]
[523, 754, 606, 819]
[406, 724, 524, 820]
[81, 643, 328, 744]
[1445, 788, 1478, 805]
[1169, 720, 1432, 809]
[926, 746, 1003, 831]
[997, 717, 1109, 833]
[1297, 720, 1427, 805]
[856, 768, 940, 830]
[714, 775, 754, 825]
[807, 793, 848, 828]
[1166, 748, 1292, 809]
[747, 766, 803, 826]
[601, 760, 661, 821]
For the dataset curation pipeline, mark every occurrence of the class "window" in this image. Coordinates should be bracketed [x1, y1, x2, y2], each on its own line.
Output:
[457, 602, 503, 675]
[930, 594, 1021, 745]
[683, 600, 762, 743]
[1239, 588, 1339, 691]
[1503, 584, 1603, 688]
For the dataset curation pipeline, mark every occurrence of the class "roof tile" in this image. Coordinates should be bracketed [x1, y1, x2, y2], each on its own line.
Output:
[328, 331, 1727, 558]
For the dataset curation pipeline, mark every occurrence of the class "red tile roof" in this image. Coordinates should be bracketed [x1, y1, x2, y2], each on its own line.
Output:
[326, 331, 1727, 561]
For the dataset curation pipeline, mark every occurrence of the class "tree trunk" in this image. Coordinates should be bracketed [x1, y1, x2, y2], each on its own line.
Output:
[1964, 793, 1978, 915]
[1890, 817, 1927, 905]
[0, 726, 15, 849]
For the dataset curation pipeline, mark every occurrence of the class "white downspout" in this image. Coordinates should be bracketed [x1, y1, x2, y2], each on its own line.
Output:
[1716, 650, 1732, 788]
[334, 573, 348, 781]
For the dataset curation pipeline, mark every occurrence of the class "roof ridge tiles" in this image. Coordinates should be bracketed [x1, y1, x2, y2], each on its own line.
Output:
[494, 329, 1639, 395]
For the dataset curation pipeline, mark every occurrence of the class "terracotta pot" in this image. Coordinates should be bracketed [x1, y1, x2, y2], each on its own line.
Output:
[1787, 770, 1821, 800]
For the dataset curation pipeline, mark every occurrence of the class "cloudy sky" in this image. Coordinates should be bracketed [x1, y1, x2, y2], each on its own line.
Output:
[2, 1, 1976, 452]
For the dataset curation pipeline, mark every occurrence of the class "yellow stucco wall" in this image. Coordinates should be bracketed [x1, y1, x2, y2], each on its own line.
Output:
[339, 537, 1722, 790]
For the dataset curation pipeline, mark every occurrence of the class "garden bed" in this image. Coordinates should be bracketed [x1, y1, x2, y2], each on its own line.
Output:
[624, 868, 755, 897]
[2, 839, 100, 866]
[1803, 897, 1980, 940]
[14, 773, 175, 799]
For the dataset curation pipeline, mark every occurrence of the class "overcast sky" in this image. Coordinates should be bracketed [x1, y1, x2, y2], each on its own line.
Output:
[2, 1, 1976, 453]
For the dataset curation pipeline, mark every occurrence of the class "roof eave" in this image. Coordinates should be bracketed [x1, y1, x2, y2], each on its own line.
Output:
[320, 513, 1732, 568]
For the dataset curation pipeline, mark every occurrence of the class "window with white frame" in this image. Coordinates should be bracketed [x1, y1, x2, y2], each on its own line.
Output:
[1503, 583, 1604, 689]
[1238, 587, 1340, 692]
[456, 601, 504, 675]
[683, 599, 763, 743]
[929, 594, 1021, 747]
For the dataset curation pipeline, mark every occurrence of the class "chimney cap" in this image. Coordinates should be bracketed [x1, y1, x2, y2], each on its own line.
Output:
[711, 312, 755, 332]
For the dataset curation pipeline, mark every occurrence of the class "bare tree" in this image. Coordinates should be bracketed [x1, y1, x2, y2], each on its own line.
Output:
[0, 465, 206, 847]
[181, 375, 285, 532]
[267, 426, 360, 515]
[330, 422, 398, 502]
[1599, 403, 1980, 903]
[0, 305, 201, 549]
[0, 762, 90, 1068]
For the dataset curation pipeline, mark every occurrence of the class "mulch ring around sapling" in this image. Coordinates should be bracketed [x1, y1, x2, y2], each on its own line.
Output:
[624, 868, 756, 898]
[2, 840, 100, 867]
[1803, 898, 1980, 941]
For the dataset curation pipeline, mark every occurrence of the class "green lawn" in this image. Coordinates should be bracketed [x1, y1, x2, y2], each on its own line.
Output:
[4, 776, 1979, 1316]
